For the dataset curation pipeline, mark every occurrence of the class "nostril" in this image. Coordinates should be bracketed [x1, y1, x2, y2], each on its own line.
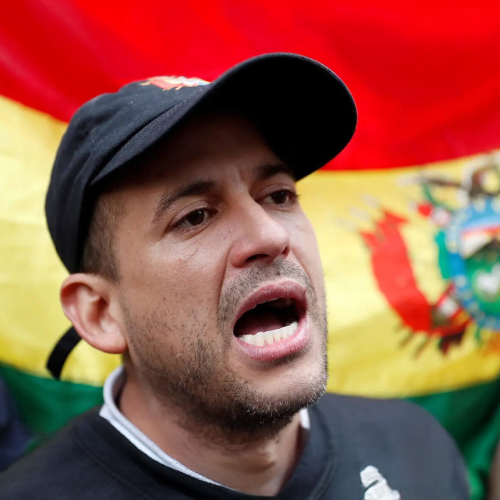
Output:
[245, 254, 270, 263]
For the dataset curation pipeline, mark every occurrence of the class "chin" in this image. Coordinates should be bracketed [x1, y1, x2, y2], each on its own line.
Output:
[243, 350, 328, 411]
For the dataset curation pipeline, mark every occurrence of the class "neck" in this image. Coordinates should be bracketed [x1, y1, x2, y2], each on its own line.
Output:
[119, 372, 305, 496]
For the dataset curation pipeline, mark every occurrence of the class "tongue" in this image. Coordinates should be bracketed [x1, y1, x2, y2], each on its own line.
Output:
[234, 310, 285, 337]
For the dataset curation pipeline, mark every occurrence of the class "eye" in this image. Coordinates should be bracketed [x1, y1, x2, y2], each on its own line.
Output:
[173, 208, 213, 230]
[264, 189, 298, 208]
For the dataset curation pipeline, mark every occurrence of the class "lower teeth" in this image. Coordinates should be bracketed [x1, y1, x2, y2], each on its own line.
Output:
[239, 322, 298, 346]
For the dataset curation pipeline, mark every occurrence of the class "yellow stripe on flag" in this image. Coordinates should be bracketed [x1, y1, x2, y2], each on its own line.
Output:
[0, 95, 119, 385]
[2, 93, 500, 397]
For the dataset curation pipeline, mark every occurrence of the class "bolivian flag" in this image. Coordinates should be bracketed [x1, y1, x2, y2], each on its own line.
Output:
[1, 2, 500, 499]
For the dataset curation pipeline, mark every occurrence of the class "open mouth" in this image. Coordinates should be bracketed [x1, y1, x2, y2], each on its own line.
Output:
[233, 297, 302, 346]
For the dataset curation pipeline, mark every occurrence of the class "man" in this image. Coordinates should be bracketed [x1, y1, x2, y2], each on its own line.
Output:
[0, 53, 468, 499]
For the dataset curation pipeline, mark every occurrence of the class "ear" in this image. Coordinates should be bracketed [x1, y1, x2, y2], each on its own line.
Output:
[60, 273, 127, 354]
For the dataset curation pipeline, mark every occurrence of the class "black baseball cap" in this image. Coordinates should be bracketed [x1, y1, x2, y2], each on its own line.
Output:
[45, 52, 357, 379]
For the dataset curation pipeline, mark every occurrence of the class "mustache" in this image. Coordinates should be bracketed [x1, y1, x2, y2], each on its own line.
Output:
[217, 259, 315, 328]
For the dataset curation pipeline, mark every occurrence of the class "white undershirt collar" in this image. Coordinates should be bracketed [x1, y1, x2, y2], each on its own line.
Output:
[100, 365, 310, 486]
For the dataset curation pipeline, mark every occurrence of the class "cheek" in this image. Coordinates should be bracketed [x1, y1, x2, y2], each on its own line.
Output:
[119, 238, 228, 326]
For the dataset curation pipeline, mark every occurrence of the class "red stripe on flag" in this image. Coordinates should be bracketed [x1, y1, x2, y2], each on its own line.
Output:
[1, 1, 499, 170]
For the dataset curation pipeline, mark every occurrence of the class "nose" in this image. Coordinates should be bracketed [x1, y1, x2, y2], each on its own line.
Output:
[229, 198, 291, 268]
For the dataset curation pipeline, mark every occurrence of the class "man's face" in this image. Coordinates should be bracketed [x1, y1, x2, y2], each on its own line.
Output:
[111, 112, 328, 434]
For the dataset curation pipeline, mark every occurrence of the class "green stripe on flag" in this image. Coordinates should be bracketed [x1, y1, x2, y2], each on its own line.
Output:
[0, 363, 103, 437]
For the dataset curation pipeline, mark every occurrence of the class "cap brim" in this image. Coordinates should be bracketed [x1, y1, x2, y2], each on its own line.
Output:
[92, 52, 356, 186]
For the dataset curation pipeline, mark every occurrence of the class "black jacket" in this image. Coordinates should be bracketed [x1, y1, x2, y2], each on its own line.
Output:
[0, 377, 30, 473]
[0, 393, 469, 499]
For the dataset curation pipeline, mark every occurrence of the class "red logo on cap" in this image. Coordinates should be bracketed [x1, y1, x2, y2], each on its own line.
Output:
[141, 76, 210, 91]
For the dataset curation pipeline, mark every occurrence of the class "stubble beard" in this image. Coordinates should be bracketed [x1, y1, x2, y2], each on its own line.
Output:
[124, 259, 328, 446]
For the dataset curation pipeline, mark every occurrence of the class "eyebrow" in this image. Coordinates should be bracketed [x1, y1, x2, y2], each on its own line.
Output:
[150, 162, 294, 229]
[151, 180, 216, 228]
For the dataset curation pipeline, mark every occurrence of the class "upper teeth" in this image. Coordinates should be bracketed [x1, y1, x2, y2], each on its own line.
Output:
[239, 322, 298, 346]
[266, 298, 295, 308]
